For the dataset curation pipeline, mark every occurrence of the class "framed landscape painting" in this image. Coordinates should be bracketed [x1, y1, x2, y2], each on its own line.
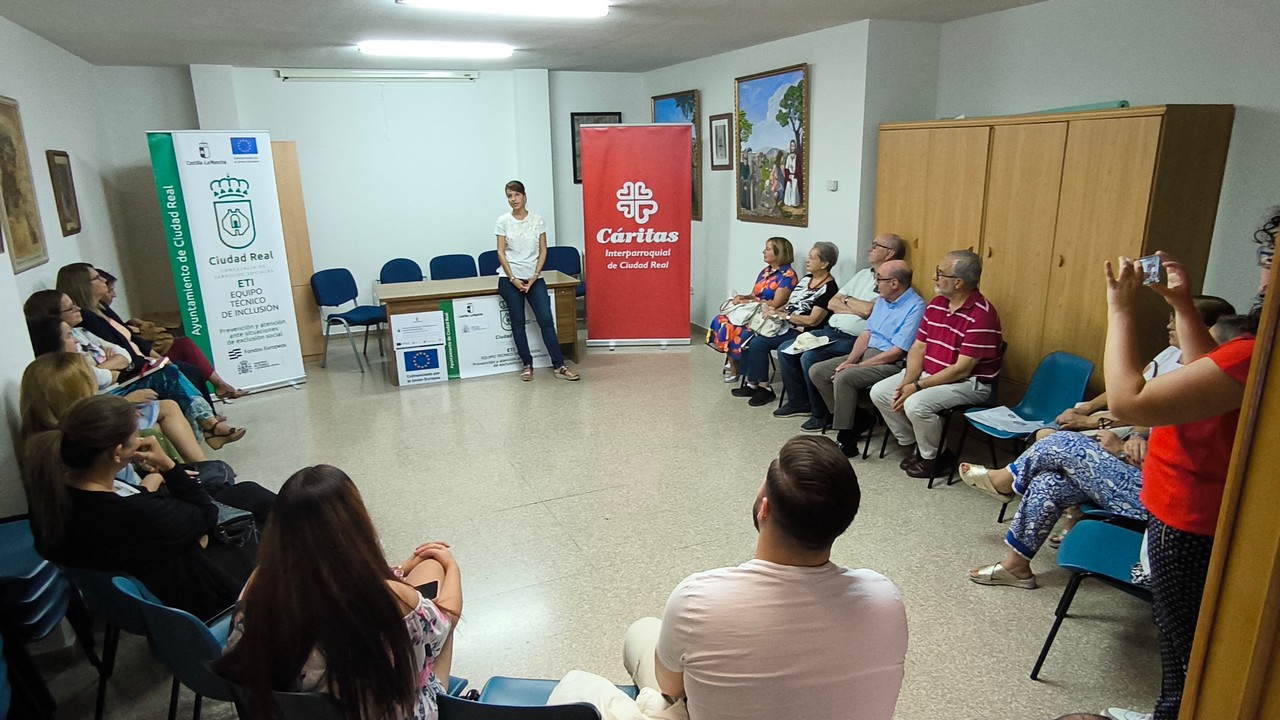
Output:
[735, 64, 809, 227]
[571, 111, 621, 184]
[651, 89, 701, 221]
[0, 95, 48, 272]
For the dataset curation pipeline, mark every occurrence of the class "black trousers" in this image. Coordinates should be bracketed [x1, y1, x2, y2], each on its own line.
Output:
[1147, 516, 1216, 720]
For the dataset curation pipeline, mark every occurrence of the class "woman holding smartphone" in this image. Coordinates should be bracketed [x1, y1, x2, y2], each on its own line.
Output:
[495, 180, 580, 382]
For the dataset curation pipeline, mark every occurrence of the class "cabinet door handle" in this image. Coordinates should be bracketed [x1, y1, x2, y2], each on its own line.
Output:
[913, 238, 919, 249]
[1058, 254, 1065, 267]
[986, 246, 993, 259]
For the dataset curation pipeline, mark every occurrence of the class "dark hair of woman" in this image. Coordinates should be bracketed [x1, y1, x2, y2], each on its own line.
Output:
[56, 262, 102, 318]
[23, 288, 65, 318]
[504, 179, 526, 196]
[27, 315, 67, 356]
[213, 465, 418, 720]
[22, 394, 137, 553]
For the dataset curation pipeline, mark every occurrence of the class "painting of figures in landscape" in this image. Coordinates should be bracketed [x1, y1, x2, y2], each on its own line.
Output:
[652, 89, 701, 221]
[735, 64, 808, 227]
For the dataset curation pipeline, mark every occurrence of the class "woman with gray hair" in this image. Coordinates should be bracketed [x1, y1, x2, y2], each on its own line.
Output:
[732, 242, 840, 406]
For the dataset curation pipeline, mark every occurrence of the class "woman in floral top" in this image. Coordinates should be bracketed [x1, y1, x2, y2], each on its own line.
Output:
[216, 465, 462, 720]
[708, 237, 799, 381]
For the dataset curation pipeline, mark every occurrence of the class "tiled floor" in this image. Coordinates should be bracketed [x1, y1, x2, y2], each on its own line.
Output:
[41, 335, 1159, 719]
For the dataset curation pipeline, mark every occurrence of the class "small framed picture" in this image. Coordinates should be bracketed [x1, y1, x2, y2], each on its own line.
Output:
[46, 150, 81, 236]
[709, 113, 733, 171]
[570, 112, 622, 184]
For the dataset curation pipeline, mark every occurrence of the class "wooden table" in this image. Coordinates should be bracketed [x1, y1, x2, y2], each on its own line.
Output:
[375, 271, 581, 386]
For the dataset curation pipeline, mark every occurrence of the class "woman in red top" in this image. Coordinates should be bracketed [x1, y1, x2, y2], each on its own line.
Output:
[1103, 253, 1261, 720]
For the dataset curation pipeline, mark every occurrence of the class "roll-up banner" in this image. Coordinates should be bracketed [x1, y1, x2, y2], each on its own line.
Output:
[147, 131, 305, 391]
[580, 124, 692, 345]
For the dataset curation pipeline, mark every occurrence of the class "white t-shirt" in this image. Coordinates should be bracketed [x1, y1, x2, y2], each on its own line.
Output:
[829, 267, 877, 336]
[495, 212, 546, 280]
[1143, 345, 1182, 380]
[657, 559, 907, 720]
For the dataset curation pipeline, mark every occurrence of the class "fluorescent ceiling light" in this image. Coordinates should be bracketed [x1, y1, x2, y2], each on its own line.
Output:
[395, 0, 609, 19]
[277, 68, 479, 82]
[356, 40, 514, 59]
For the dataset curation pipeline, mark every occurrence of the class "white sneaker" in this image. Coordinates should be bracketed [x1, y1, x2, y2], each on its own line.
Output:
[1106, 708, 1152, 720]
[723, 374, 739, 383]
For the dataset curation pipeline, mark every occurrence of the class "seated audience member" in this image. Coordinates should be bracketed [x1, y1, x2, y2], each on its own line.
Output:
[22, 395, 264, 621]
[959, 429, 1148, 589]
[1210, 314, 1250, 344]
[215, 465, 461, 720]
[807, 260, 926, 448]
[97, 268, 248, 399]
[870, 250, 1002, 477]
[621, 436, 906, 720]
[732, 242, 840, 406]
[1054, 295, 1235, 433]
[21, 352, 209, 469]
[1102, 253, 1260, 720]
[25, 289, 246, 448]
[707, 237, 798, 382]
[775, 234, 906, 423]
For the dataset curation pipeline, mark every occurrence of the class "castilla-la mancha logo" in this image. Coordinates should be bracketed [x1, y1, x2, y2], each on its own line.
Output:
[616, 181, 658, 224]
[210, 176, 256, 250]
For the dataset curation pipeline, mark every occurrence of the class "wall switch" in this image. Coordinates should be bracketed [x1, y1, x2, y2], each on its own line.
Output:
[827, 180, 838, 191]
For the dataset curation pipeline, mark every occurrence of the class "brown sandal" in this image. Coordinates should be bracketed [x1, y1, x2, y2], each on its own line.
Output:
[520, 366, 533, 382]
[553, 366, 580, 381]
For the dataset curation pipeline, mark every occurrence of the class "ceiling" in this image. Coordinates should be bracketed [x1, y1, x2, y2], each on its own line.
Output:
[0, 0, 1044, 73]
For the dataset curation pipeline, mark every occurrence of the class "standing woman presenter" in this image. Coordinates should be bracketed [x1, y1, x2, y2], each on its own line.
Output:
[495, 180, 580, 382]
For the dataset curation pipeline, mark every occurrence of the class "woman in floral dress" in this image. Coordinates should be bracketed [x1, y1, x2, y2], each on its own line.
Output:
[708, 237, 799, 381]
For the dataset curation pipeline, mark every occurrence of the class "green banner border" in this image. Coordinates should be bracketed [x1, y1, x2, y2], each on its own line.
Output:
[440, 300, 460, 379]
[147, 133, 213, 361]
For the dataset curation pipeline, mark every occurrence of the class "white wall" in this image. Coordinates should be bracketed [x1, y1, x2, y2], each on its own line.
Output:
[94, 66, 199, 315]
[0, 17, 190, 514]
[230, 68, 547, 305]
[936, 0, 1280, 311]
[641, 22, 873, 325]
[548, 72, 647, 254]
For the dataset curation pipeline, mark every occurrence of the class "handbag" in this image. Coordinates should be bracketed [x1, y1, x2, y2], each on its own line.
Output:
[718, 298, 788, 338]
[182, 460, 237, 495]
[213, 501, 257, 547]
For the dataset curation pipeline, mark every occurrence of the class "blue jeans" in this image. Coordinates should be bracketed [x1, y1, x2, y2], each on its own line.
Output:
[743, 329, 799, 384]
[497, 277, 564, 368]
[777, 328, 856, 416]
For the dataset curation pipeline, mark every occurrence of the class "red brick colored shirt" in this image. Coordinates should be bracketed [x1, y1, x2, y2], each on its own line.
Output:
[1141, 337, 1255, 536]
[916, 291, 1003, 382]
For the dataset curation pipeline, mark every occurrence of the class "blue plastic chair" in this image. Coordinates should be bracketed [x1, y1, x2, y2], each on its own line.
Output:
[544, 246, 586, 298]
[59, 567, 160, 720]
[477, 250, 501, 277]
[112, 577, 234, 720]
[310, 268, 387, 373]
[230, 677, 469, 719]
[379, 258, 424, 284]
[429, 254, 479, 280]
[479, 676, 638, 705]
[1029, 518, 1151, 680]
[950, 351, 1094, 518]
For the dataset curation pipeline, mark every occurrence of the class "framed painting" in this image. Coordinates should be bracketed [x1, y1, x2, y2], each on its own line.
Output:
[0, 95, 48, 273]
[735, 64, 809, 227]
[708, 113, 733, 171]
[570, 111, 622, 184]
[46, 150, 81, 236]
[651, 89, 701, 221]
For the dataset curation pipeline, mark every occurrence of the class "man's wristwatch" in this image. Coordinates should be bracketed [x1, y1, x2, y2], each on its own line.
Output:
[913, 380, 923, 392]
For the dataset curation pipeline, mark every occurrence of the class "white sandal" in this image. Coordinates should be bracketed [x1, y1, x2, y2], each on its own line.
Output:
[959, 464, 1018, 502]
[969, 562, 1037, 589]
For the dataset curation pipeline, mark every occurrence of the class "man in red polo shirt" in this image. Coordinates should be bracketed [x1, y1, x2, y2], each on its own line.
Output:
[869, 250, 1002, 477]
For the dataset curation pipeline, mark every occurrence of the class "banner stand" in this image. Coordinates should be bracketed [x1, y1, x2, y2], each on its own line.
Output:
[147, 131, 306, 392]
[580, 124, 692, 346]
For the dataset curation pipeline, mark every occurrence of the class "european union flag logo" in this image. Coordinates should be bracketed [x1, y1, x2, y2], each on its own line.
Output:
[230, 137, 258, 155]
[403, 348, 438, 371]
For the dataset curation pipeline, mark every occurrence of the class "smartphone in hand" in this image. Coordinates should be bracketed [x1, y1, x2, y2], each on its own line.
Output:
[1138, 255, 1163, 285]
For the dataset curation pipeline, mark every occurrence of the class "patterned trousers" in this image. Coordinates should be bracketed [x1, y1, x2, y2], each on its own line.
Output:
[1005, 431, 1146, 559]
[1147, 516, 1215, 720]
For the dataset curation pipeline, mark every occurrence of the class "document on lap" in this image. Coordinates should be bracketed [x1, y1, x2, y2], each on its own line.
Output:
[966, 406, 1056, 435]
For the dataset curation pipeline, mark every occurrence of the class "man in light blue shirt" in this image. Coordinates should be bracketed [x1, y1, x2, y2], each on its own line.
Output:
[774, 235, 905, 425]
[807, 260, 926, 453]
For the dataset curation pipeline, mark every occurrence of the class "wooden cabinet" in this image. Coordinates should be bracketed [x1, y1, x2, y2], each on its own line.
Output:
[875, 105, 1234, 395]
[272, 141, 324, 361]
